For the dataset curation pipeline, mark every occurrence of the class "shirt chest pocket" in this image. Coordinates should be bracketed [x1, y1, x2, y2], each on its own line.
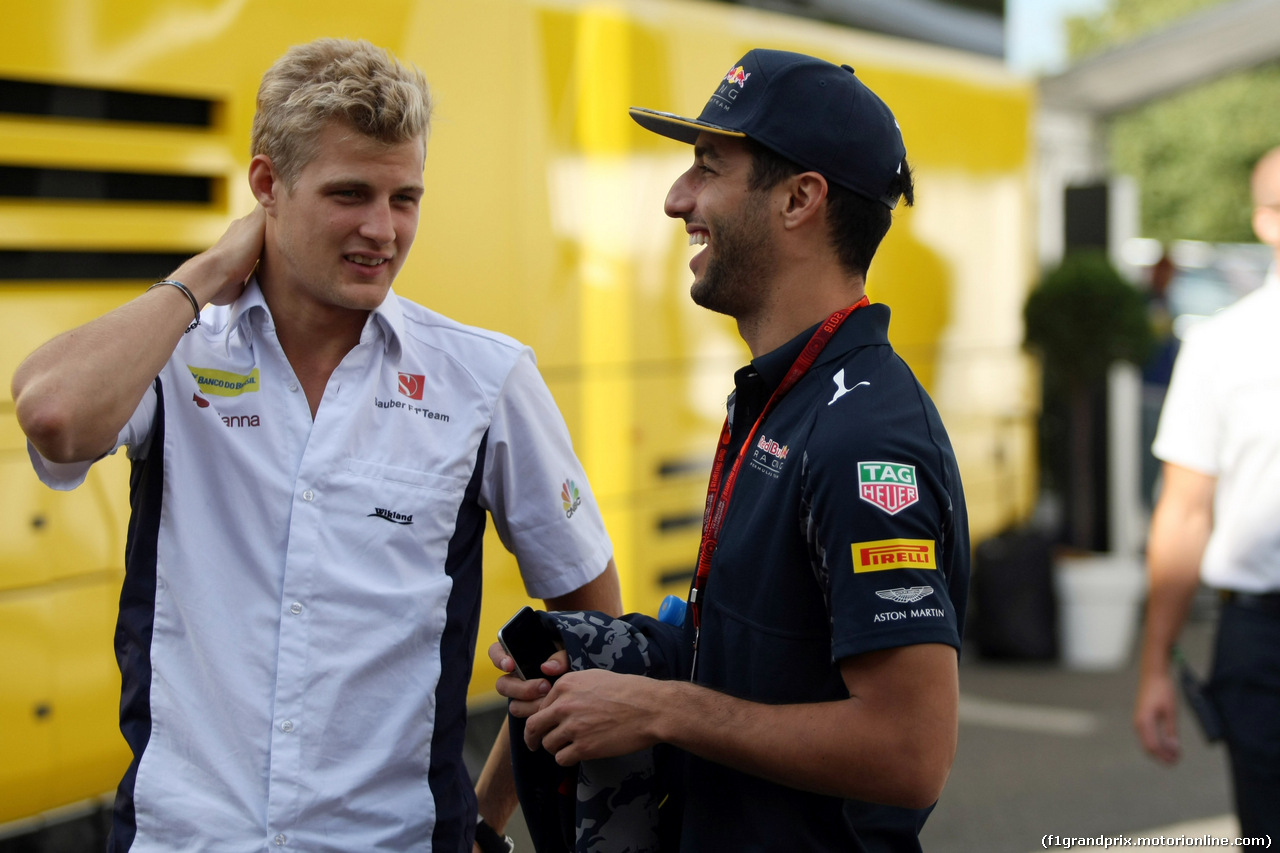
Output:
[324, 458, 472, 582]
[345, 457, 469, 493]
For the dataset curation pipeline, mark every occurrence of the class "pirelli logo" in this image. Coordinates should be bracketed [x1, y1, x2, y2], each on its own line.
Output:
[852, 538, 937, 573]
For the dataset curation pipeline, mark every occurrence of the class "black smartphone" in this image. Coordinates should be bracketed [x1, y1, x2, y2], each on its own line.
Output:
[1177, 657, 1224, 743]
[497, 606, 561, 681]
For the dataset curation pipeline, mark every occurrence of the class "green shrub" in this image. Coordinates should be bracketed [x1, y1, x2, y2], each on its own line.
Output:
[1024, 249, 1154, 397]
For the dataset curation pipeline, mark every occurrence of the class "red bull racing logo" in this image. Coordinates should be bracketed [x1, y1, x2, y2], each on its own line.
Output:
[756, 435, 788, 460]
[723, 65, 751, 87]
[858, 461, 919, 515]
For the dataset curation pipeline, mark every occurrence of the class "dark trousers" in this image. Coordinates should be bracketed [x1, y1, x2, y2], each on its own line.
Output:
[1210, 598, 1280, 838]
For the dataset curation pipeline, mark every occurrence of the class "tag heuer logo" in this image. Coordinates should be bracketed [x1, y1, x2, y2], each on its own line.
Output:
[858, 462, 918, 514]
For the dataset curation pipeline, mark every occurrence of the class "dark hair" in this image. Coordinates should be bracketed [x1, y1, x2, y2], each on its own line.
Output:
[746, 138, 913, 277]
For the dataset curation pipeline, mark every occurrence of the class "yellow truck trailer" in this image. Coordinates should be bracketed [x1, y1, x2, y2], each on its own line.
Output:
[0, 0, 1037, 835]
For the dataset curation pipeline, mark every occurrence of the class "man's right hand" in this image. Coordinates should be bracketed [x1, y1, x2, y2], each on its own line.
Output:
[185, 205, 266, 306]
[1134, 668, 1181, 764]
[1133, 463, 1214, 767]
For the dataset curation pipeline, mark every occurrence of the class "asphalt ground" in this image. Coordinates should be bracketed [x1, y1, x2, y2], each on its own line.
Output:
[923, 601, 1236, 852]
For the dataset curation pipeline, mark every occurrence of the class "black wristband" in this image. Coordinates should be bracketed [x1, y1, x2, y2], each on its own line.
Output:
[474, 817, 514, 853]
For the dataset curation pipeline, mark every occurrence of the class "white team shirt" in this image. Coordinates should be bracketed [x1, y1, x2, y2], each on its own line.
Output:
[1153, 270, 1280, 592]
[29, 281, 612, 851]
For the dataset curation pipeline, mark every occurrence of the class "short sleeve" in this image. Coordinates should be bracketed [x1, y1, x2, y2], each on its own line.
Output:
[1152, 326, 1221, 475]
[28, 383, 158, 490]
[804, 371, 964, 662]
[479, 350, 613, 600]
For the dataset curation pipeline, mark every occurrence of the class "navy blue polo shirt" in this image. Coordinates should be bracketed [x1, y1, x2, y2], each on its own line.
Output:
[679, 302, 969, 852]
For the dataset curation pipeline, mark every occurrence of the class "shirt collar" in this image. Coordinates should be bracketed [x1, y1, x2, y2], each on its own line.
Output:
[365, 288, 405, 360]
[749, 323, 817, 394]
[225, 276, 268, 342]
[224, 279, 405, 360]
[744, 301, 890, 393]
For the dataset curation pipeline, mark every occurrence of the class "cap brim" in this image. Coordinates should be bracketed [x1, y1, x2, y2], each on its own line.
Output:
[628, 107, 747, 145]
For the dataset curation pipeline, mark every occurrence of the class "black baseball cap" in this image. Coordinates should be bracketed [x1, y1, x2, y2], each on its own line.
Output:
[629, 49, 907, 209]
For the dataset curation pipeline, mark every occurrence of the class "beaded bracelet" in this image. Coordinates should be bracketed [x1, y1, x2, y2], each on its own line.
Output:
[148, 279, 201, 333]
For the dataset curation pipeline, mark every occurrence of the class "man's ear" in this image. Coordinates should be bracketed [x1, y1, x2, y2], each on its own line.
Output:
[781, 172, 829, 230]
[248, 155, 281, 210]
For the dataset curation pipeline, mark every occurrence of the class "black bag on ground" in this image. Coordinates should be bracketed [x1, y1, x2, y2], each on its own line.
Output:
[970, 528, 1058, 660]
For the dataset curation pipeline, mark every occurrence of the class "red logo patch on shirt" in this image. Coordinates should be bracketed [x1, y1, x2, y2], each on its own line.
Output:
[398, 373, 425, 400]
[858, 462, 919, 515]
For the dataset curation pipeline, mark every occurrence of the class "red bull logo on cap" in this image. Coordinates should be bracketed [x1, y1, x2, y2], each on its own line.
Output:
[723, 65, 751, 87]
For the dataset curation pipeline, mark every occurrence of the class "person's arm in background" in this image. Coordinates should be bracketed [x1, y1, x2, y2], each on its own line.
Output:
[1133, 462, 1216, 764]
[12, 208, 263, 462]
[472, 559, 622, 847]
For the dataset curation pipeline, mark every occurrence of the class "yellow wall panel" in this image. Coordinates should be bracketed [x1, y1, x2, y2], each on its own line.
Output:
[1, 0, 1036, 824]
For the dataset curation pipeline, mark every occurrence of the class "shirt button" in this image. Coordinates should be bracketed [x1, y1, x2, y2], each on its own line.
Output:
[274, 834, 287, 846]
[302, 489, 314, 502]
[281, 720, 294, 733]
[289, 602, 303, 615]
[288, 383, 299, 392]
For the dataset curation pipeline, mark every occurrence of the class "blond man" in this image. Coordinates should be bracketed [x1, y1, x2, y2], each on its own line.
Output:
[13, 38, 619, 852]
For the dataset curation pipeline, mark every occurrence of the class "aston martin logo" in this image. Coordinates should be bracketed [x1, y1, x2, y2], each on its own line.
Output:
[875, 586, 935, 604]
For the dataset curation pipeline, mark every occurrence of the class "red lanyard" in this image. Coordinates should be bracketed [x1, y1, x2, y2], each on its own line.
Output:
[689, 298, 867, 631]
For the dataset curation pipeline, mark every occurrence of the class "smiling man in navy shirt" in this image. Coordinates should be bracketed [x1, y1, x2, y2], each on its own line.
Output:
[496, 49, 969, 852]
